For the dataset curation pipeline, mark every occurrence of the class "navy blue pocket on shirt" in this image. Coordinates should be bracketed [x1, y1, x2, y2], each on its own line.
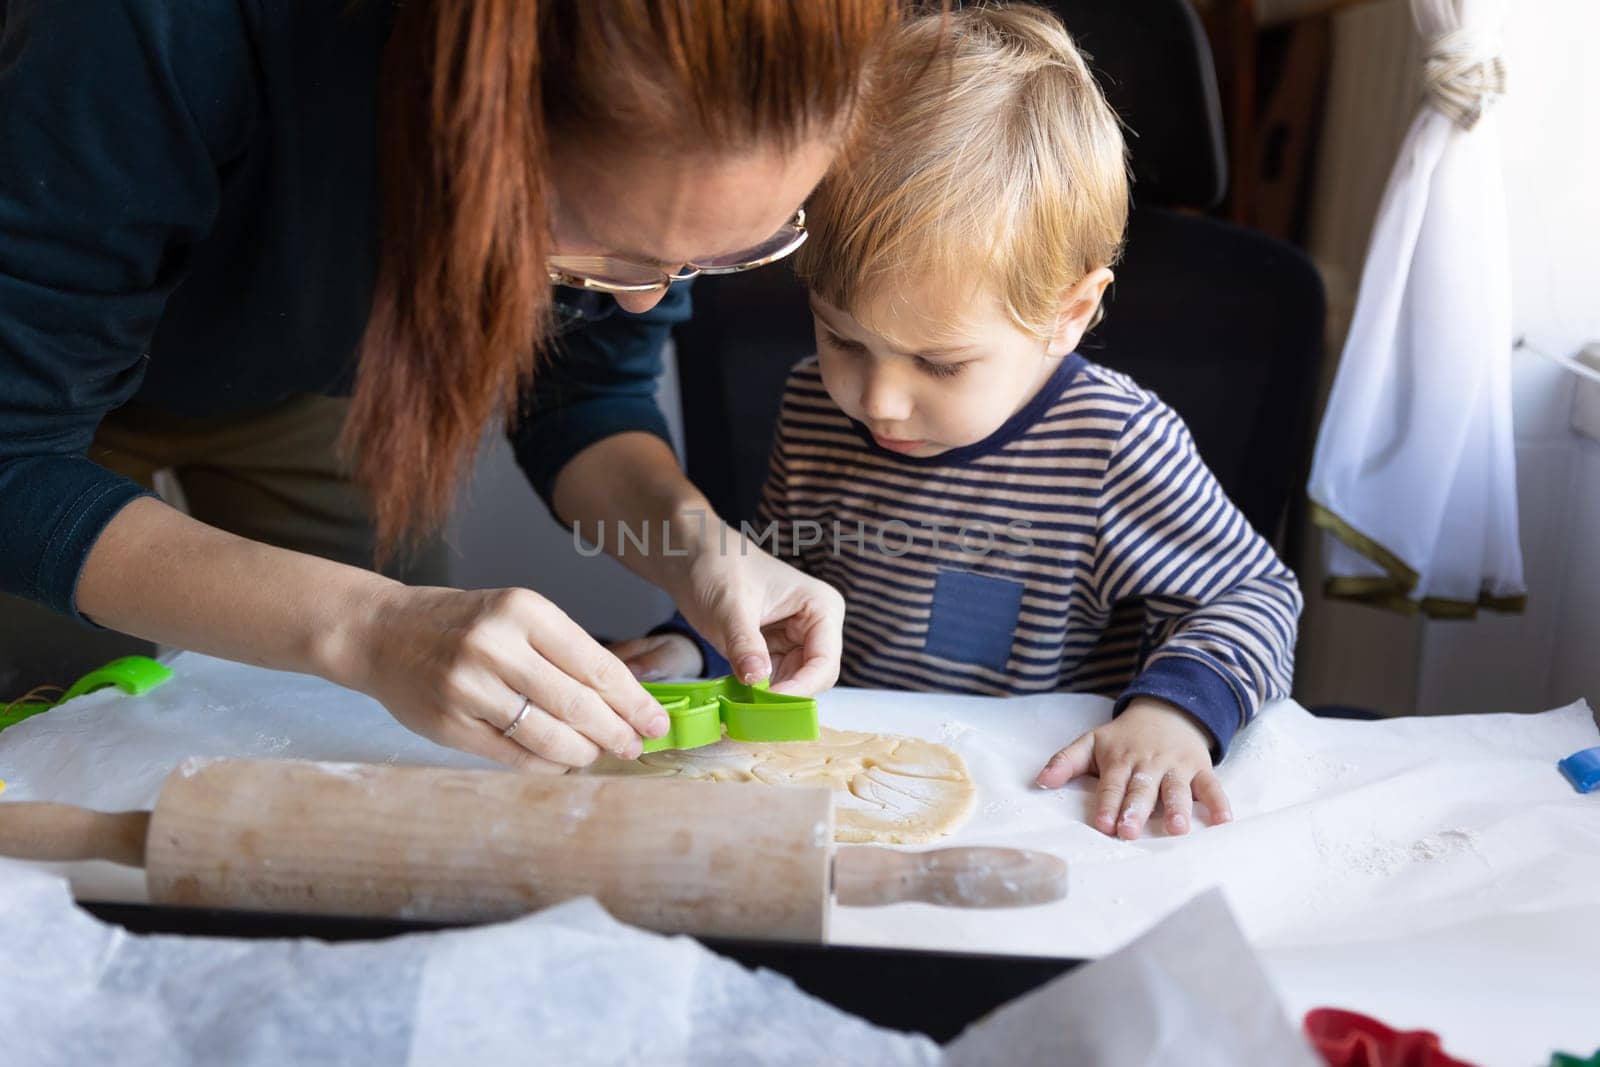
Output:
[923, 569, 1025, 673]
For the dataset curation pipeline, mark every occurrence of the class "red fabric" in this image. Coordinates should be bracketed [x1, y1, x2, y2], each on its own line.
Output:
[1304, 1008, 1480, 1067]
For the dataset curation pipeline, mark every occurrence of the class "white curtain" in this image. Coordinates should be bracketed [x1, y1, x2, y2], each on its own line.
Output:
[1307, 0, 1523, 617]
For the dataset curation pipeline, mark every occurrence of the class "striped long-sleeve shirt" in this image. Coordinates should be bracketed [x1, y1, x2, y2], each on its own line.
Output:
[748, 354, 1302, 756]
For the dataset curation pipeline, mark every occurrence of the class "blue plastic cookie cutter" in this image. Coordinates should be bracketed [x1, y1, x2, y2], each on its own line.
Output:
[638, 675, 818, 753]
[1557, 746, 1600, 794]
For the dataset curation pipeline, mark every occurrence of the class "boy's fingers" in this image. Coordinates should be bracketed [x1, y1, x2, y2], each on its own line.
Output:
[1194, 769, 1233, 826]
[1035, 733, 1094, 789]
[1092, 759, 1132, 835]
[606, 637, 669, 680]
[628, 644, 682, 682]
[1117, 766, 1160, 840]
[606, 638, 652, 660]
[1161, 772, 1194, 835]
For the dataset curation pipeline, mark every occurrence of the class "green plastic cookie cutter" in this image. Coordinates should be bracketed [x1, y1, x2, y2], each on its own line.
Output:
[0, 655, 174, 735]
[638, 675, 818, 753]
[1550, 1050, 1600, 1067]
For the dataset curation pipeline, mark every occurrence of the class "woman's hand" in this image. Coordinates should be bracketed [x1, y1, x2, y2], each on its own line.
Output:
[346, 585, 671, 771]
[609, 632, 704, 681]
[1033, 697, 1232, 839]
[666, 530, 845, 695]
[547, 434, 843, 695]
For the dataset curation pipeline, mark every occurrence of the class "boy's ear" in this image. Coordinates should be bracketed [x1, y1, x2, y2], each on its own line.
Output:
[1047, 268, 1114, 357]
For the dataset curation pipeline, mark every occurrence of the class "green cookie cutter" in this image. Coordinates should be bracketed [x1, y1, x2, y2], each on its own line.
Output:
[1550, 1050, 1600, 1067]
[0, 655, 174, 735]
[638, 675, 818, 753]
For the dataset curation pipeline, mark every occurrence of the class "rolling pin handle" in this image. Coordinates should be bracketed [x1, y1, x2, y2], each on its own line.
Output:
[0, 803, 151, 868]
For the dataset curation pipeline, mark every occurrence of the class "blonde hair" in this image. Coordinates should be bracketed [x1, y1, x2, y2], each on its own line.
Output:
[796, 3, 1129, 341]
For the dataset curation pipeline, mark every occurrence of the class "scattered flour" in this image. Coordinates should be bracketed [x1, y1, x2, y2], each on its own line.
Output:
[981, 798, 1022, 818]
[939, 720, 975, 743]
[307, 762, 380, 782]
[1408, 828, 1483, 862]
[176, 756, 218, 778]
[1332, 839, 1410, 878]
[557, 799, 593, 835]
[1061, 830, 1142, 865]
[253, 732, 291, 754]
[1228, 719, 1355, 785]
[1319, 826, 1486, 878]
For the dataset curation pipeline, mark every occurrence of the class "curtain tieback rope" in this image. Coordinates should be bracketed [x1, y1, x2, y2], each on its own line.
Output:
[1423, 28, 1507, 130]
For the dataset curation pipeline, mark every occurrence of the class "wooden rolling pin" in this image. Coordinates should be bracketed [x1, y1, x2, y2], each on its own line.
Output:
[0, 759, 1066, 941]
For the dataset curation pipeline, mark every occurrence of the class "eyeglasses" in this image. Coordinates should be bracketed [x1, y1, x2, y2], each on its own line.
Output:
[547, 209, 807, 294]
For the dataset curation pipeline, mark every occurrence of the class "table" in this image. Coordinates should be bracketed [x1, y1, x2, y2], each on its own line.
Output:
[1, 653, 1596, 1065]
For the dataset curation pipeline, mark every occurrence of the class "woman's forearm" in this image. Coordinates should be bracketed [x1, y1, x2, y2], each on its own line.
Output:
[551, 431, 718, 595]
[77, 495, 671, 768]
[75, 496, 394, 689]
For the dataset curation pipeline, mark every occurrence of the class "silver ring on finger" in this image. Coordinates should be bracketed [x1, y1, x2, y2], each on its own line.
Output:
[503, 695, 534, 739]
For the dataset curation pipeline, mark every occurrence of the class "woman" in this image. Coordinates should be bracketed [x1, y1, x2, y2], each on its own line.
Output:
[0, 1, 896, 769]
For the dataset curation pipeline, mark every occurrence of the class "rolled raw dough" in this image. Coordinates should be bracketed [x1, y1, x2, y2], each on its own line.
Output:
[589, 728, 976, 844]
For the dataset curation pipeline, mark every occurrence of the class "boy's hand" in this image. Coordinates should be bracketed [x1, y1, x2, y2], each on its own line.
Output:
[1034, 697, 1232, 839]
[608, 633, 704, 682]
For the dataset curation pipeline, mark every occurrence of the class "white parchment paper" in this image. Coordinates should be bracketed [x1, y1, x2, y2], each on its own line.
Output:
[0, 856, 1313, 1066]
[0, 857, 938, 1066]
[2, 652, 1593, 962]
[945, 889, 1319, 1067]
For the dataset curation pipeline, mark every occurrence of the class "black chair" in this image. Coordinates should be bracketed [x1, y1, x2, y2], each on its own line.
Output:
[671, 0, 1325, 548]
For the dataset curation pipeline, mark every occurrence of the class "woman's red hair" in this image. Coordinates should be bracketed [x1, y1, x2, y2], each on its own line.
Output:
[345, 0, 898, 558]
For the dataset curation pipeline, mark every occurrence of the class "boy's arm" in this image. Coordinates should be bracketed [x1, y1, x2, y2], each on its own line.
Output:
[1093, 402, 1303, 758]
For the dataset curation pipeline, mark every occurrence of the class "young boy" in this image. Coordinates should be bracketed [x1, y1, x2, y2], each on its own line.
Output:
[614, 4, 1302, 839]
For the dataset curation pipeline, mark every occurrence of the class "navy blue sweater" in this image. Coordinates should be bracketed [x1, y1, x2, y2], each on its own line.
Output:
[0, 0, 686, 622]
